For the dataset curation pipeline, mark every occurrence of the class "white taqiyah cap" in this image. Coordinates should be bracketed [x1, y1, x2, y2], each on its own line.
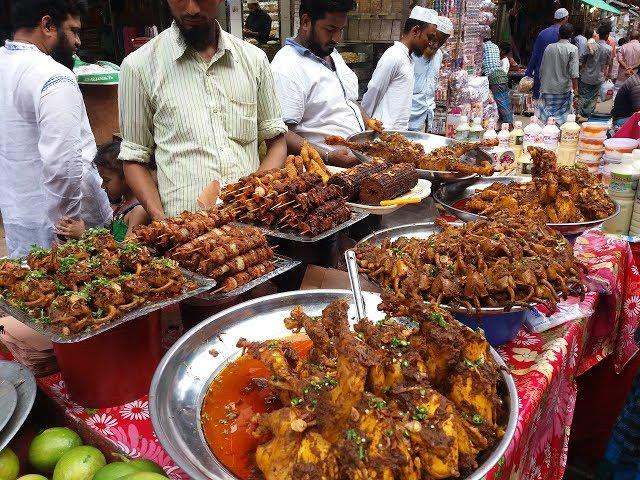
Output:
[436, 16, 454, 35]
[554, 8, 569, 19]
[410, 6, 438, 24]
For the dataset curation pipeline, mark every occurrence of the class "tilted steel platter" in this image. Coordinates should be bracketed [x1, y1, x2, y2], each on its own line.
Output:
[345, 130, 487, 183]
[150, 289, 518, 480]
[433, 176, 621, 236]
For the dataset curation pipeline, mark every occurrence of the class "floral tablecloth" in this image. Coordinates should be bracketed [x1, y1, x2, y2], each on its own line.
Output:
[3, 229, 639, 480]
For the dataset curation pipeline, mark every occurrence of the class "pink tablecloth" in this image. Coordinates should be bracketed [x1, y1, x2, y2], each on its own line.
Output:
[4, 230, 639, 480]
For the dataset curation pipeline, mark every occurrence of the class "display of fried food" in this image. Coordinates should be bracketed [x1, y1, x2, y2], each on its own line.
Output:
[358, 163, 419, 205]
[0, 230, 195, 336]
[464, 147, 616, 223]
[221, 145, 352, 237]
[132, 207, 236, 254]
[328, 158, 389, 201]
[356, 217, 586, 313]
[325, 132, 496, 175]
[366, 117, 385, 133]
[216, 297, 506, 480]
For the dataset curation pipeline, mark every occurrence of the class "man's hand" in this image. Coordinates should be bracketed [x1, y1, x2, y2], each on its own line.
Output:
[327, 148, 360, 168]
[628, 68, 636, 77]
[55, 216, 86, 240]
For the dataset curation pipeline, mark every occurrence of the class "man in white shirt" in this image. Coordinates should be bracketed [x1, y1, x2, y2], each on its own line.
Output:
[409, 15, 453, 132]
[362, 6, 435, 130]
[0, 0, 111, 257]
[271, 0, 365, 167]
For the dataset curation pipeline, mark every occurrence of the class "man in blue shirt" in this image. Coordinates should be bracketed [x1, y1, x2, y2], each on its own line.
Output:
[525, 8, 569, 100]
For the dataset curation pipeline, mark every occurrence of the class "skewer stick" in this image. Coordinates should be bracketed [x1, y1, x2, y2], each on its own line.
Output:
[210, 286, 226, 294]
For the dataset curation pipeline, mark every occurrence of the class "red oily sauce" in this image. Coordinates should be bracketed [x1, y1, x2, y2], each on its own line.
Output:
[453, 197, 470, 211]
[201, 335, 313, 479]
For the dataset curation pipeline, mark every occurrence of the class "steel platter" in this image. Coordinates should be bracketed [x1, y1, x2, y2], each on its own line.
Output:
[0, 361, 37, 451]
[149, 290, 518, 480]
[345, 130, 486, 184]
[433, 176, 621, 236]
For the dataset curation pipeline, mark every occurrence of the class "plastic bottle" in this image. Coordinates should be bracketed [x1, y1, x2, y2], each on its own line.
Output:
[541, 117, 560, 152]
[557, 114, 580, 167]
[497, 123, 511, 148]
[483, 120, 497, 141]
[455, 116, 470, 141]
[509, 121, 524, 159]
[603, 153, 639, 235]
[468, 117, 484, 142]
[523, 116, 543, 149]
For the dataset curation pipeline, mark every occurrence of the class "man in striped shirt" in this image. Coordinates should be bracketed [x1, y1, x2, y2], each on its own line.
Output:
[118, 0, 287, 219]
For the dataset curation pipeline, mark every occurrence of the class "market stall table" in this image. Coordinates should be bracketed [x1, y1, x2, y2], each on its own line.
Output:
[0, 229, 638, 480]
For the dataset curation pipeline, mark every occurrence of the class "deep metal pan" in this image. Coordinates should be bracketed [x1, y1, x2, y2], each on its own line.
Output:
[0, 269, 216, 344]
[345, 130, 486, 183]
[149, 290, 518, 480]
[433, 176, 621, 236]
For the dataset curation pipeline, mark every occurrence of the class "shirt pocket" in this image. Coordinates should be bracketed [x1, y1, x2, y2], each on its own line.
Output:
[226, 97, 258, 145]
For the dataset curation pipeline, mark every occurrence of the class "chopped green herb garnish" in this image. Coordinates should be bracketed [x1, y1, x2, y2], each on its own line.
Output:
[383, 429, 393, 437]
[403, 429, 411, 438]
[432, 312, 447, 328]
[413, 406, 428, 421]
[310, 399, 318, 407]
[390, 337, 410, 349]
[268, 341, 278, 350]
[391, 247, 406, 258]
[357, 444, 366, 460]
[374, 399, 386, 410]
[92, 309, 104, 319]
[58, 256, 78, 274]
[290, 397, 302, 406]
[400, 359, 410, 368]
[346, 429, 358, 441]
[472, 414, 484, 425]
[29, 245, 50, 258]
[26, 269, 47, 280]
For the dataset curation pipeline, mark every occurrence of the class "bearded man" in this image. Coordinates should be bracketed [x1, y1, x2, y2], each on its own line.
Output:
[118, 0, 287, 219]
[0, 0, 111, 257]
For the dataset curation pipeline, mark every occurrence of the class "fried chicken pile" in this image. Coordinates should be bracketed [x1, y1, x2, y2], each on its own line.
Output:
[356, 217, 586, 313]
[325, 133, 496, 175]
[0, 229, 195, 336]
[228, 297, 506, 480]
[464, 146, 616, 223]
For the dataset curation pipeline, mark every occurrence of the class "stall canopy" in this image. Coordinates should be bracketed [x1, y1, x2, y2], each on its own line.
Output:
[581, 0, 621, 14]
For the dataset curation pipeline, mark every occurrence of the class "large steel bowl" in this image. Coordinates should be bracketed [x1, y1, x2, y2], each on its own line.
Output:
[150, 290, 518, 480]
[346, 130, 487, 184]
[433, 176, 621, 236]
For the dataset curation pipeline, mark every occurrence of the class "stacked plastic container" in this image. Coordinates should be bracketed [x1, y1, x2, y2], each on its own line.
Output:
[601, 138, 639, 187]
[576, 122, 609, 176]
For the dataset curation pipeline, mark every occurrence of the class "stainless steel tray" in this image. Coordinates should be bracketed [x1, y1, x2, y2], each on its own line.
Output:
[149, 290, 518, 480]
[0, 269, 216, 344]
[196, 254, 301, 301]
[346, 130, 486, 184]
[434, 176, 621, 236]
[357, 222, 535, 315]
[0, 361, 37, 451]
[232, 210, 369, 243]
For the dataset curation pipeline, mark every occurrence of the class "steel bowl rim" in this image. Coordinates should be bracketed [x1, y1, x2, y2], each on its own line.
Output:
[150, 289, 519, 480]
[433, 176, 622, 230]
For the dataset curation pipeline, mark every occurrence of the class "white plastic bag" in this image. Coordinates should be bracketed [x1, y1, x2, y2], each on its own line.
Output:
[600, 79, 614, 102]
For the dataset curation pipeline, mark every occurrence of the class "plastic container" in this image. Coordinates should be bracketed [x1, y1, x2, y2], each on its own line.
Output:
[510, 120, 524, 159]
[581, 121, 610, 136]
[558, 114, 580, 167]
[52, 311, 162, 407]
[483, 121, 497, 141]
[498, 123, 511, 148]
[603, 153, 639, 235]
[578, 149, 605, 162]
[455, 115, 470, 141]
[578, 139, 607, 151]
[541, 117, 560, 151]
[523, 116, 543, 148]
[453, 310, 526, 347]
[603, 138, 639, 155]
[468, 117, 484, 142]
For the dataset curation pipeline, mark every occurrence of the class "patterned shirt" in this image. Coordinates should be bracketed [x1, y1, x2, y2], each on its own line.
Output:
[482, 41, 502, 76]
[118, 22, 287, 216]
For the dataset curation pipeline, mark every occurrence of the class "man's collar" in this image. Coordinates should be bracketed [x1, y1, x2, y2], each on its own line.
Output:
[285, 37, 334, 69]
[4, 40, 40, 52]
[169, 20, 232, 62]
[394, 41, 411, 59]
[559, 39, 570, 43]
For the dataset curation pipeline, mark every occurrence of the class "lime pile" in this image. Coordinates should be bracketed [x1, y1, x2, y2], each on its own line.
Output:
[0, 426, 168, 480]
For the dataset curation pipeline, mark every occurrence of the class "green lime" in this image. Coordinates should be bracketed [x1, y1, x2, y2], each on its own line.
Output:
[52, 446, 106, 480]
[126, 460, 164, 475]
[91, 462, 138, 480]
[17, 476, 49, 480]
[28, 427, 83, 473]
[0, 448, 19, 480]
[119, 473, 167, 480]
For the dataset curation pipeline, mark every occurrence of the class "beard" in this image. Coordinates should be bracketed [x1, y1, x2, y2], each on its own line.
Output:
[51, 34, 75, 70]
[175, 17, 216, 51]
[307, 27, 335, 58]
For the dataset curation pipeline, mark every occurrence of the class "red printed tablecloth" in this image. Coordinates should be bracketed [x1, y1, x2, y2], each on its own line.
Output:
[4, 229, 639, 480]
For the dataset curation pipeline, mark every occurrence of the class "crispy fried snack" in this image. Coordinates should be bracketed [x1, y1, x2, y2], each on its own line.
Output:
[464, 147, 616, 223]
[226, 298, 505, 479]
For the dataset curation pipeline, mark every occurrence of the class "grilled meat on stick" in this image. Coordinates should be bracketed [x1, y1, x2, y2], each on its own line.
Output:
[219, 260, 275, 292]
[201, 246, 274, 279]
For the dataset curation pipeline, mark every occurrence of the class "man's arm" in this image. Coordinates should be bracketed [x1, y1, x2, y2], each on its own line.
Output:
[361, 56, 395, 117]
[284, 129, 358, 168]
[525, 34, 543, 76]
[38, 75, 84, 227]
[259, 134, 287, 171]
[256, 52, 288, 169]
[118, 57, 165, 220]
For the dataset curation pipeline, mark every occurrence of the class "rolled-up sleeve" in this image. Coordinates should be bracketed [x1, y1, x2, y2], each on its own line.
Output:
[38, 75, 84, 224]
[118, 58, 155, 164]
[257, 54, 287, 142]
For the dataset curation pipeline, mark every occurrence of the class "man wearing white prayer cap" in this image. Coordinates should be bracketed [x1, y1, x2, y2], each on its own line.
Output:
[409, 14, 453, 131]
[362, 6, 437, 130]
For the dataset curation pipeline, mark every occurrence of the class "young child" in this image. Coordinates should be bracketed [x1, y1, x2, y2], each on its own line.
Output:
[55, 141, 150, 241]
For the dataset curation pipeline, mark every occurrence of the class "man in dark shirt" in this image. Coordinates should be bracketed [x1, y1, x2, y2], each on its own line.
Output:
[612, 71, 640, 127]
[244, 0, 272, 44]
